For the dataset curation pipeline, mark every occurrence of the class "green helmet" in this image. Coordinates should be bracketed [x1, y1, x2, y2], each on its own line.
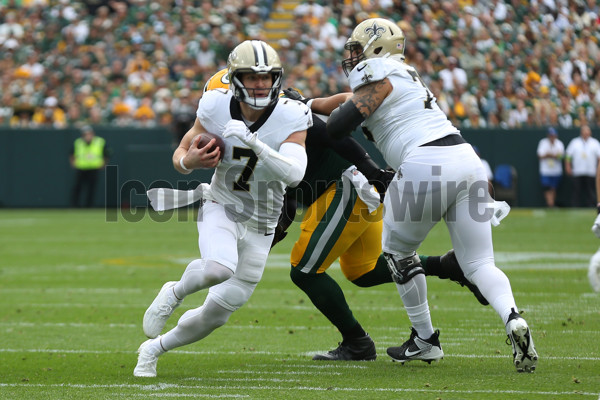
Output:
[342, 18, 405, 76]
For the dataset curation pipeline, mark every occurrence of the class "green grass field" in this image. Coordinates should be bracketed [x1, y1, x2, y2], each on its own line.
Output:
[1, 208, 599, 399]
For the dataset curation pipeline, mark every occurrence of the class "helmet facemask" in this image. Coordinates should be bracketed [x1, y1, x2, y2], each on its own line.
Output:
[342, 42, 366, 77]
[230, 70, 282, 109]
[227, 40, 283, 110]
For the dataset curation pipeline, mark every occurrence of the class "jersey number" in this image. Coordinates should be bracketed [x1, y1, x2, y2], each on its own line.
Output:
[408, 70, 434, 109]
[232, 147, 257, 192]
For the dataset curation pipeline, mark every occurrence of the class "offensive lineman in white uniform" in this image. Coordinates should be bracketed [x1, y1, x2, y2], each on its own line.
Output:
[327, 18, 538, 372]
[134, 40, 311, 377]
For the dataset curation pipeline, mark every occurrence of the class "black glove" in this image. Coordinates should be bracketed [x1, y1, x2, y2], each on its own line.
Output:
[270, 195, 297, 249]
[282, 87, 310, 104]
[369, 168, 396, 202]
[270, 224, 288, 249]
[355, 158, 395, 202]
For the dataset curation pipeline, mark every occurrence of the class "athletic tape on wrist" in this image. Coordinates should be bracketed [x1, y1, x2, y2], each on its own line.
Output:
[179, 156, 190, 171]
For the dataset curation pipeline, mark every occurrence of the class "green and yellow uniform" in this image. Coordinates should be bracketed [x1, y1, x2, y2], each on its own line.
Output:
[288, 116, 384, 281]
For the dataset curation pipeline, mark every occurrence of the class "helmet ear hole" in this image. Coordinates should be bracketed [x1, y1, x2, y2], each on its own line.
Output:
[374, 47, 383, 55]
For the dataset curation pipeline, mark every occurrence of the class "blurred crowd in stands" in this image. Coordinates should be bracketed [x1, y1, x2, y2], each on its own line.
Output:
[0, 0, 599, 132]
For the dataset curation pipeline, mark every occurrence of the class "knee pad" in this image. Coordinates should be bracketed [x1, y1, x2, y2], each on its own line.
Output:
[383, 253, 424, 284]
[203, 259, 234, 284]
[178, 301, 232, 332]
[181, 259, 234, 293]
[209, 278, 256, 311]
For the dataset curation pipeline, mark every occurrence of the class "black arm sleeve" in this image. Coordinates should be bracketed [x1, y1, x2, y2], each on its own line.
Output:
[311, 115, 384, 180]
[312, 115, 394, 200]
[309, 115, 371, 165]
[326, 100, 365, 140]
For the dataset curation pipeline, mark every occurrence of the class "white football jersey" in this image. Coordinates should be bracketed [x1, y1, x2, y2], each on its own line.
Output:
[348, 57, 460, 169]
[197, 89, 312, 233]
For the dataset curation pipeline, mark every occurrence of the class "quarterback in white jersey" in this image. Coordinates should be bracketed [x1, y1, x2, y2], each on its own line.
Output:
[134, 40, 311, 378]
[198, 88, 311, 233]
[327, 18, 537, 372]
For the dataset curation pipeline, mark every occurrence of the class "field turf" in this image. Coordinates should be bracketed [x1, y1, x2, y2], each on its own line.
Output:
[0, 208, 599, 399]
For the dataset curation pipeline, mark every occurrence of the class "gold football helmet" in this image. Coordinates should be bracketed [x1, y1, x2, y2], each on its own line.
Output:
[342, 18, 405, 76]
[227, 40, 283, 109]
[203, 68, 230, 93]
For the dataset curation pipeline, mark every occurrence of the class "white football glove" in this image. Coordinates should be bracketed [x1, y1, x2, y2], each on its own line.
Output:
[490, 200, 511, 227]
[592, 214, 600, 238]
[222, 120, 256, 146]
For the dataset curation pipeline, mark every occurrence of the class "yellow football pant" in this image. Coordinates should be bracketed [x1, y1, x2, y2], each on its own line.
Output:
[291, 180, 383, 281]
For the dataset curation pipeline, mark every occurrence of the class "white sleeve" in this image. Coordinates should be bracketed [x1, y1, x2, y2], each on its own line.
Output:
[256, 142, 307, 188]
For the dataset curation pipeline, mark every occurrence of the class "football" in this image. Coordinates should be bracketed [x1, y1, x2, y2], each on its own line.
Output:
[195, 132, 225, 160]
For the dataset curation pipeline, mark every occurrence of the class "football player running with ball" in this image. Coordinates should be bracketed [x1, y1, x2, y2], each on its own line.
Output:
[134, 40, 311, 377]
[326, 18, 538, 372]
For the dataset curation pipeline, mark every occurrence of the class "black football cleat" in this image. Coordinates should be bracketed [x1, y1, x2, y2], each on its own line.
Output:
[313, 334, 377, 361]
[387, 328, 443, 364]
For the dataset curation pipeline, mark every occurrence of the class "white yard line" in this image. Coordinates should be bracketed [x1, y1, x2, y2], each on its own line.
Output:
[0, 382, 597, 397]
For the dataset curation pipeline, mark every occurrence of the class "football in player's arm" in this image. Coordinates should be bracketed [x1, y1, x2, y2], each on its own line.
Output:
[134, 40, 310, 378]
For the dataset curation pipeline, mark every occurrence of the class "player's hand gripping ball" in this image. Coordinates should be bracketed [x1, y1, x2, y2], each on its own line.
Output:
[195, 132, 226, 160]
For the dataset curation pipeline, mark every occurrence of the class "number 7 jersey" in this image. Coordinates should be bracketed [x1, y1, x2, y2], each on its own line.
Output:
[348, 57, 460, 170]
[197, 89, 312, 233]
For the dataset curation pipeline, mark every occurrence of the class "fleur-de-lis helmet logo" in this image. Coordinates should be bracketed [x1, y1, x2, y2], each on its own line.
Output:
[365, 22, 386, 39]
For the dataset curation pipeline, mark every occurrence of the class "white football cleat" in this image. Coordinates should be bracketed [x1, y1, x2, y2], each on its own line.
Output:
[133, 338, 164, 377]
[506, 309, 538, 372]
[387, 328, 444, 364]
[143, 281, 182, 339]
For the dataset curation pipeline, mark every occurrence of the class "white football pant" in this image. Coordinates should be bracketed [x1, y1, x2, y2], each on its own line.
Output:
[383, 144, 518, 329]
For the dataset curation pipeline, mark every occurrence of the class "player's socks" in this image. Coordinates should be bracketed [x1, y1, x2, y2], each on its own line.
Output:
[351, 255, 393, 287]
[290, 266, 358, 332]
[420, 255, 437, 273]
[341, 321, 367, 341]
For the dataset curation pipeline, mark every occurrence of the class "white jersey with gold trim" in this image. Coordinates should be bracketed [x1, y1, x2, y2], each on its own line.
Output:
[348, 57, 459, 169]
[197, 89, 312, 233]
